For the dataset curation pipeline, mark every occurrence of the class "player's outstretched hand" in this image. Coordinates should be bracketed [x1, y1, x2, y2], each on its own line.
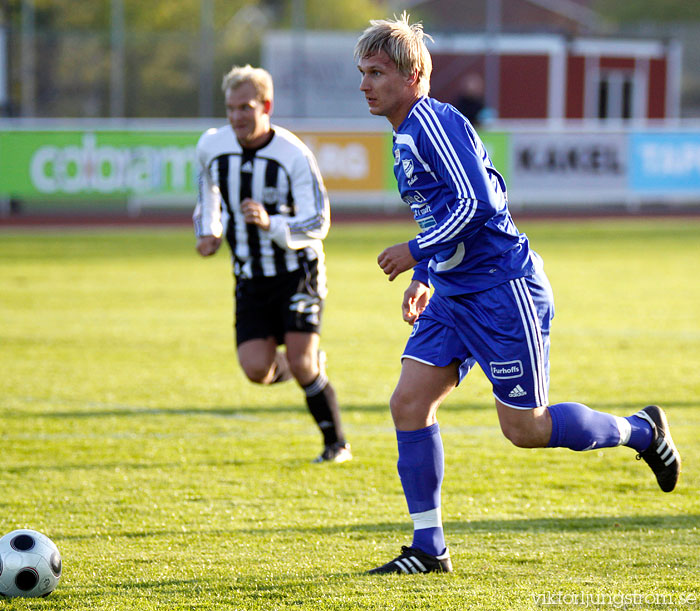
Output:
[402, 280, 430, 324]
[378, 242, 417, 281]
[196, 235, 222, 256]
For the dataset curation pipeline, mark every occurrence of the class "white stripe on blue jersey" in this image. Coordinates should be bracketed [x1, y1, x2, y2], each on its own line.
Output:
[416, 198, 478, 249]
[413, 99, 476, 200]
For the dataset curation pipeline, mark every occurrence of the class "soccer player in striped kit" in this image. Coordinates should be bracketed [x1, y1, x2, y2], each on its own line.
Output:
[355, 15, 680, 574]
[193, 65, 351, 464]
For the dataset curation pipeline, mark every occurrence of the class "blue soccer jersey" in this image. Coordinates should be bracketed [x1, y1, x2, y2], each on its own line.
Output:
[395, 97, 536, 295]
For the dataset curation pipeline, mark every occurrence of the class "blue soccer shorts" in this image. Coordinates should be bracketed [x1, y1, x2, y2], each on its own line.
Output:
[402, 269, 555, 409]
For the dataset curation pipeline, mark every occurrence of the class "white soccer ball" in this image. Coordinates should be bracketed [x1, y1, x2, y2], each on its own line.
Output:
[0, 529, 62, 598]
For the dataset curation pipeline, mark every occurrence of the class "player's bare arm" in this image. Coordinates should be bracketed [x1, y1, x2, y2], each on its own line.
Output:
[378, 242, 417, 281]
[402, 280, 430, 324]
[241, 197, 270, 230]
[196, 235, 222, 256]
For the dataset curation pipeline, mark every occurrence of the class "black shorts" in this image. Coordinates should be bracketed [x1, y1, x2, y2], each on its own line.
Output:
[235, 259, 324, 346]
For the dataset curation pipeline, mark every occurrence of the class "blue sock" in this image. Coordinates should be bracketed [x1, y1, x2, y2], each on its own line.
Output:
[623, 414, 653, 452]
[548, 402, 622, 450]
[396, 423, 446, 557]
[548, 402, 654, 452]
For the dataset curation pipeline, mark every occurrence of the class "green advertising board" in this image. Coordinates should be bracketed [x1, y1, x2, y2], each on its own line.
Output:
[0, 130, 200, 199]
[479, 131, 509, 184]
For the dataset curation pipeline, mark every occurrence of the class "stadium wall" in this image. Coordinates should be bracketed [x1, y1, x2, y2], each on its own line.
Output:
[1, 119, 700, 215]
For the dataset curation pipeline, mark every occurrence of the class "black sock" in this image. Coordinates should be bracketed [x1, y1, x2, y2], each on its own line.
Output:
[302, 373, 344, 446]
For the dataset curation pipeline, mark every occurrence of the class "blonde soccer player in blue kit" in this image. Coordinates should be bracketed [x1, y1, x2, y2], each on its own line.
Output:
[354, 14, 681, 575]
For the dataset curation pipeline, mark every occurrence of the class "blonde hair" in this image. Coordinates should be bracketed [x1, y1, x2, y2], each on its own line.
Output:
[221, 64, 273, 102]
[354, 12, 433, 96]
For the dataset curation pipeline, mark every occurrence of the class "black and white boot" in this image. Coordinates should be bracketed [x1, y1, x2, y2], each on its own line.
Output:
[634, 405, 681, 492]
[367, 546, 452, 575]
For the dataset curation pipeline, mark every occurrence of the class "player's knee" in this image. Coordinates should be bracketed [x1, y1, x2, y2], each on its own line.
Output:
[389, 386, 411, 418]
[501, 425, 532, 448]
[499, 421, 546, 448]
[240, 360, 274, 384]
[389, 388, 429, 429]
[497, 403, 551, 448]
[287, 352, 315, 383]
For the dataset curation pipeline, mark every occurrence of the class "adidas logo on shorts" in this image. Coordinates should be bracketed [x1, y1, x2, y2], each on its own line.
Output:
[508, 385, 527, 398]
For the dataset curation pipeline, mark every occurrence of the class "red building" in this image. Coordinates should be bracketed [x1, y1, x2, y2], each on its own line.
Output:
[430, 34, 682, 122]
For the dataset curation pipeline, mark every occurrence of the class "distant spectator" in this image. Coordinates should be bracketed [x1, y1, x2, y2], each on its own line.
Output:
[454, 72, 489, 127]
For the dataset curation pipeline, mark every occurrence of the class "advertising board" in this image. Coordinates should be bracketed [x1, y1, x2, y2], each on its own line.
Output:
[508, 131, 627, 204]
[629, 132, 700, 195]
[0, 130, 197, 199]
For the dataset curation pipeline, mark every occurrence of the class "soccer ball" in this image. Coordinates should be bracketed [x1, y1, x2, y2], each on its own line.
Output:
[0, 529, 62, 598]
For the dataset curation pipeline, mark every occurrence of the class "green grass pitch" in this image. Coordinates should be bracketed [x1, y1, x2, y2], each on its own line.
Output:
[1, 218, 699, 610]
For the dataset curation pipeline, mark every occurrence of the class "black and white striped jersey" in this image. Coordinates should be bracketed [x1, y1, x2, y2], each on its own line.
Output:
[193, 123, 329, 286]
